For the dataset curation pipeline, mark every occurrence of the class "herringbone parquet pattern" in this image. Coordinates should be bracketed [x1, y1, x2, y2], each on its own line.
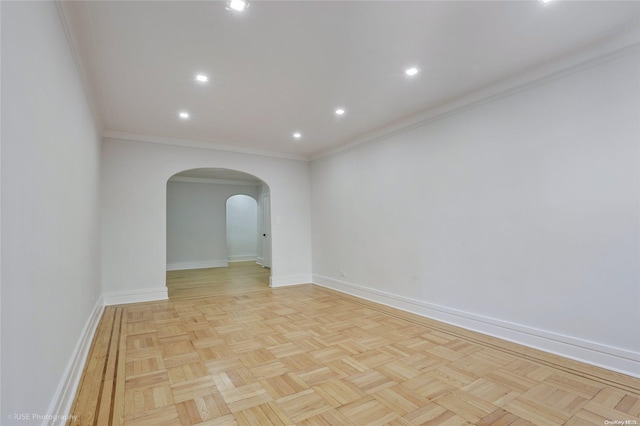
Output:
[69, 264, 640, 425]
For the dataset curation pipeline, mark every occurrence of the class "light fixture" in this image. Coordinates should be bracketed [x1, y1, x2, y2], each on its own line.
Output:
[179, 111, 190, 119]
[293, 132, 302, 139]
[540, 0, 554, 4]
[195, 74, 208, 83]
[405, 67, 419, 76]
[227, 0, 248, 12]
[335, 108, 346, 116]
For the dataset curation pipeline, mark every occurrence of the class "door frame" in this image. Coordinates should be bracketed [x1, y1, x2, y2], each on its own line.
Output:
[260, 192, 272, 268]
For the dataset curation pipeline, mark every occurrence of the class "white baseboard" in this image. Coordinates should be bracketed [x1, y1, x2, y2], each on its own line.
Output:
[270, 274, 312, 287]
[228, 255, 257, 263]
[166, 260, 228, 271]
[313, 275, 640, 378]
[46, 296, 104, 425]
[103, 287, 168, 305]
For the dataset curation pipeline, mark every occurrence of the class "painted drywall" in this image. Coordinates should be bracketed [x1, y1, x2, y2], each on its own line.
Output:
[311, 47, 640, 375]
[227, 195, 258, 262]
[166, 180, 258, 269]
[1, 1, 103, 423]
[101, 138, 312, 300]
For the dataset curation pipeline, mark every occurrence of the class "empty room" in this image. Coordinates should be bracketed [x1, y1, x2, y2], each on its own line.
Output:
[1, 0, 639, 425]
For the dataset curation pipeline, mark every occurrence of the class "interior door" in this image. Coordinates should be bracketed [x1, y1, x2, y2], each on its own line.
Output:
[261, 193, 272, 268]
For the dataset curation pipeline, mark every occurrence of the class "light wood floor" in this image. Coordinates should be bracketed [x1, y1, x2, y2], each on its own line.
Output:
[166, 262, 271, 299]
[69, 265, 640, 425]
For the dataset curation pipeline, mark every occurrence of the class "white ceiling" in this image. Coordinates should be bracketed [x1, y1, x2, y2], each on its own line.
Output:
[61, 1, 640, 159]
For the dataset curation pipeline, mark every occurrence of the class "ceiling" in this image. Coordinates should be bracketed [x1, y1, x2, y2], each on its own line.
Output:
[61, 1, 640, 159]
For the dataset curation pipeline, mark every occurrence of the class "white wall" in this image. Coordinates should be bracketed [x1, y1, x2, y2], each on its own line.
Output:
[1, 1, 103, 423]
[102, 138, 312, 303]
[227, 195, 258, 262]
[166, 180, 258, 269]
[311, 47, 640, 376]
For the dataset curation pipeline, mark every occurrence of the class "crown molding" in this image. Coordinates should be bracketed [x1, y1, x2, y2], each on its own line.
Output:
[102, 131, 309, 162]
[311, 20, 640, 160]
[54, 0, 104, 134]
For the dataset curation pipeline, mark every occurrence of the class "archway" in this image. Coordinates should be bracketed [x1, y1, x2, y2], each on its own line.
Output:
[165, 168, 271, 297]
[226, 194, 258, 262]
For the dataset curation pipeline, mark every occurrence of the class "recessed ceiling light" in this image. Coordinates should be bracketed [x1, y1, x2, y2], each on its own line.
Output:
[293, 132, 302, 139]
[227, 0, 248, 12]
[179, 111, 190, 119]
[195, 74, 208, 83]
[405, 67, 419, 76]
[540, 0, 554, 4]
[335, 108, 346, 116]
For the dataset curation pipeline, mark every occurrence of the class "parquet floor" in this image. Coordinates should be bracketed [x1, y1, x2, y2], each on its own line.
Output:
[69, 264, 640, 425]
[166, 262, 271, 299]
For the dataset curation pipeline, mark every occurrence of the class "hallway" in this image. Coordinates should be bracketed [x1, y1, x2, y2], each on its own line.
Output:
[167, 262, 271, 299]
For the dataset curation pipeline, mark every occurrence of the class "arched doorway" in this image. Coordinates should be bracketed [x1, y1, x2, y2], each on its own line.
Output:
[226, 194, 258, 262]
[165, 168, 271, 298]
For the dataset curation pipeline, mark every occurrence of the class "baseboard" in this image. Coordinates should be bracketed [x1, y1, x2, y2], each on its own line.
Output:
[166, 260, 228, 271]
[103, 287, 168, 305]
[228, 255, 257, 263]
[270, 274, 312, 287]
[45, 296, 104, 425]
[312, 275, 640, 378]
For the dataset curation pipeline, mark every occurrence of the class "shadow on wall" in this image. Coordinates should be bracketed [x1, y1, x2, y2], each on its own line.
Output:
[165, 168, 271, 273]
